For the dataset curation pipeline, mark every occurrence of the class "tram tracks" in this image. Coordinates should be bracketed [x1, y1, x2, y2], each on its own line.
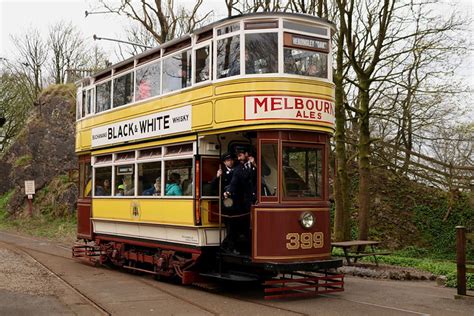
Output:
[0, 240, 111, 316]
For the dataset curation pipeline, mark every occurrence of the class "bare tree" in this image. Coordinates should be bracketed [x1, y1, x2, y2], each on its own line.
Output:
[97, 0, 212, 44]
[11, 28, 49, 97]
[48, 21, 89, 84]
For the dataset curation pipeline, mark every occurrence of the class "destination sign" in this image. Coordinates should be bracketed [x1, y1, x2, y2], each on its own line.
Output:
[292, 35, 328, 52]
[91, 105, 192, 148]
[245, 95, 335, 126]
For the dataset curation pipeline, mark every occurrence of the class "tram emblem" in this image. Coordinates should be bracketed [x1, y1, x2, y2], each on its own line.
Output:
[130, 201, 140, 219]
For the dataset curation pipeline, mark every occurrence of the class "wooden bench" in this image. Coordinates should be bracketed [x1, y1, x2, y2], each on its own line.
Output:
[331, 240, 391, 266]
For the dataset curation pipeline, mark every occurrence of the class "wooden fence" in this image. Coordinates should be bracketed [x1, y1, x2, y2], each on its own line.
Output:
[456, 226, 473, 297]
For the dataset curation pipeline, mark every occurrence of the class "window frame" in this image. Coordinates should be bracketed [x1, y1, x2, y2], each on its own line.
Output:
[91, 141, 196, 199]
[280, 142, 325, 202]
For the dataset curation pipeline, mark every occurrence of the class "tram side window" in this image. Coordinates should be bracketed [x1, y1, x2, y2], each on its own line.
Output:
[135, 62, 161, 101]
[138, 161, 162, 196]
[201, 157, 220, 197]
[245, 33, 278, 74]
[83, 163, 92, 197]
[96, 81, 111, 113]
[113, 72, 134, 107]
[95, 167, 112, 196]
[284, 48, 328, 78]
[195, 45, 211, 83]
[162, 49, 192, 94]
[216, 35, 240, 79]
[261, 143, 278, 197]
[115, 165, 135, 196]
[164, 159, 193, 196]
[282, 145, 322, 199]
[85, 89, 92, 115]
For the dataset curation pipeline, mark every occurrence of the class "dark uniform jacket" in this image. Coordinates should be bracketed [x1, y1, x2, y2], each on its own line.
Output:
[228, 162, 257, 213]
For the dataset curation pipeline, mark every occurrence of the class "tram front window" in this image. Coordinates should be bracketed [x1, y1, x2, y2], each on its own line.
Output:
[245, 33, 278, 74]
[282, 145, 322, 198]
[261, 142, 278, 197]
[284, 48, 328, 78]
[217, 35, 240, 79]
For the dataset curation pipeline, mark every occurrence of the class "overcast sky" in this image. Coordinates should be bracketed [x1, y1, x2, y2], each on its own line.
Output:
[0, 0, 472, 91]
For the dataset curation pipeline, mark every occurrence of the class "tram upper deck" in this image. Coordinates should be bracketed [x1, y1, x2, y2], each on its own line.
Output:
[75, 12, 336, 153]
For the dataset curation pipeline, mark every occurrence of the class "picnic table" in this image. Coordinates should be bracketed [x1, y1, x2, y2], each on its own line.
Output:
[331, 240, 391, 266]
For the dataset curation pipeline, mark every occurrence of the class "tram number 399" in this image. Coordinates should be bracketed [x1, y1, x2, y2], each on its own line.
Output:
[286, 232, 324, 250]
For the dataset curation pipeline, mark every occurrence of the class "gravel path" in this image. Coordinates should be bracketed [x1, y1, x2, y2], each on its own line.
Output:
[0, 248, 57, 295]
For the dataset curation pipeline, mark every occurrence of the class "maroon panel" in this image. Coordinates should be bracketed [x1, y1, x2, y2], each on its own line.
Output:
[77, 198, 92, 239]
[252, 206, 331, 262]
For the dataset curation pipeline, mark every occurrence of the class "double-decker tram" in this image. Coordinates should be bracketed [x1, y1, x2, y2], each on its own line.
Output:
[73, 12, 343, 299]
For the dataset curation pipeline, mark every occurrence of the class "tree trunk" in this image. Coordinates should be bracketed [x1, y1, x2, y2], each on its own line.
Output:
[333, 20, 351, 241]
[357, 80, 371, 240]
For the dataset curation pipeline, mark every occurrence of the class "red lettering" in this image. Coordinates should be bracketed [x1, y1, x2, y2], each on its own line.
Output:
[323, 101, 331, 114]
[310, 111, 315, 119]
[254, 97, 268, 114]
[315, 100, 323, 112]
[306, 100, 315, 110]
[295, 98, 304, 109]
[271, 97, 282, 111]
[296, 110, 303, 118]
[284, 98, 293, 110]
[317, 113, 322, 119]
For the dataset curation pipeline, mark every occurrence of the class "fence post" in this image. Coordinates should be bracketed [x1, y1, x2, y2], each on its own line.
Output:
[456, 226, 466, 296]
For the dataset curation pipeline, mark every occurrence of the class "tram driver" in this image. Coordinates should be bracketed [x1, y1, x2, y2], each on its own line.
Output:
[223, 148, 257, 254]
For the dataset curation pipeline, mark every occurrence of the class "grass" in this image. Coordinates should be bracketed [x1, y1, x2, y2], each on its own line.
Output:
[332, 247, 474, 290]
[14, 154, 32, 168]
[0, 190, 76, 242]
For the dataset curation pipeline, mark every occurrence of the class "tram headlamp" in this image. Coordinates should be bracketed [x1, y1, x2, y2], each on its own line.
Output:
[300, 212, 315, 229]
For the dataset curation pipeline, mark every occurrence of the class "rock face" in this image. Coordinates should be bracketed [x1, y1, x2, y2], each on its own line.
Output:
[1, 84, 78, 214]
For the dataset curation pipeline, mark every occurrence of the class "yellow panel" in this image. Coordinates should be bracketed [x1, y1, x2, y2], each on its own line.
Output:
[93, 198, 195, 226]
[215, 97, 244, 123]
[192, 102, 213, 127]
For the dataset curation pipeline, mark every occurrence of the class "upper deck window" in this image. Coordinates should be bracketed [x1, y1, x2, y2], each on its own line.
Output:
[195, 45, 211, 83]
[283, 33, 329, 79]
[135, 61, 161, 102]
[96, 81, 111, 113]
[113, 72, 134, 108]
[244, 20, 278, 30]
[217, 35, 240, 79]
[217, 22, 240, 36]
[283, 21, 327, 37]
[162, 49, 192, 94]
[245, 33, 278, 74]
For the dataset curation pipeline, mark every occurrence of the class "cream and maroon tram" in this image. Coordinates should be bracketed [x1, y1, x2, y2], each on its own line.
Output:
[73, 12, 343, 298]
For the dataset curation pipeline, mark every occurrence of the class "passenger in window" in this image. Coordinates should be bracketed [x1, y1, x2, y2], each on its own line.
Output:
[143, 177, 161, 196]
[307, 64, 318, 77]
[116, 184, 125, 196]
[95, 179, 111, 196]
[137, 79, 151, 100]
[122, 176, 135, 196]
[165, 172, 182, 196]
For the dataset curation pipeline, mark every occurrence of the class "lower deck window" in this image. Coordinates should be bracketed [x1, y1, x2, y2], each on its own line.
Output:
[164, 159, 193, 196]
[115, 165, 135, 196]
[138, 161, 162, 196]
[95, 167, 112, 196]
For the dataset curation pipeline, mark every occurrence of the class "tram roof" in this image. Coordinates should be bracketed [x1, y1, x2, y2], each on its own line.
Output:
[91, 12, 335, 80]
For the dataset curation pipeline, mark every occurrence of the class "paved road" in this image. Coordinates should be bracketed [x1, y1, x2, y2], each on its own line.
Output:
[0, 230, 472, 315]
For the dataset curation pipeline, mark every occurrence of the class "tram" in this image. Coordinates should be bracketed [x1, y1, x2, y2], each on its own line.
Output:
[73, 12, 343, 298]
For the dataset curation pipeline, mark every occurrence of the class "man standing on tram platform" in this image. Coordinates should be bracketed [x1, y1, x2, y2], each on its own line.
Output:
[224, 148, 257, 254]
